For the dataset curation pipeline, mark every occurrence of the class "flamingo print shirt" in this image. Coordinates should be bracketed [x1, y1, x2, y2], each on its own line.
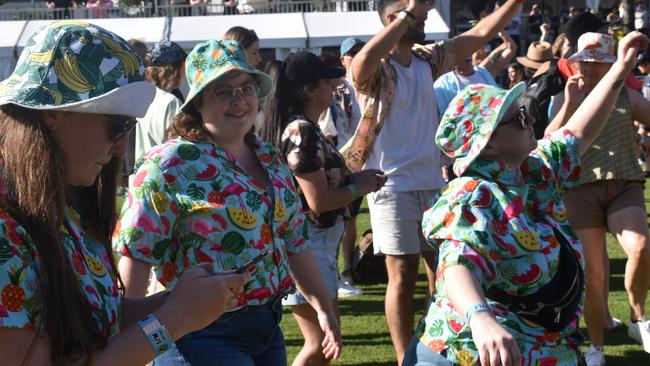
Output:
[417, 129, 585, 365]
[114, 135, 310, 306]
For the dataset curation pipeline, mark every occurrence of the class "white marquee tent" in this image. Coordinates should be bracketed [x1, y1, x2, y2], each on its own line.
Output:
[0, 10, 449, 79]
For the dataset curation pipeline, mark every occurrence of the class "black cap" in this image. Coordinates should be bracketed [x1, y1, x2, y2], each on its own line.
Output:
[282, 52, 345, 88]
[564, 13, 608, 47]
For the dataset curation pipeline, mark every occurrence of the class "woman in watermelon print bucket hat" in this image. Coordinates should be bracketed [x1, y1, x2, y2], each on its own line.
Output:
[0, 21, 248, 365]
[114, 39, 342, 365]
[403, 31, 649, 366]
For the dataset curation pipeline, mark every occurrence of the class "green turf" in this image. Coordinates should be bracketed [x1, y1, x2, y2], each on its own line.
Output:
[279, 195, 650, 365]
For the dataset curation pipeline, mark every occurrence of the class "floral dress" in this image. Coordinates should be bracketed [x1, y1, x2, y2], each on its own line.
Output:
[114, 135, 309, 306]
[417, 129, 584, 365]
[0, 194, 121, 337]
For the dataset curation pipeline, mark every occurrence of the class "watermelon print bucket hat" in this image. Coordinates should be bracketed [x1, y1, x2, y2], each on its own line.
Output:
[181, 39, 272, 111]
[0, 20, 155, 118]
[435, 82, 526, 177]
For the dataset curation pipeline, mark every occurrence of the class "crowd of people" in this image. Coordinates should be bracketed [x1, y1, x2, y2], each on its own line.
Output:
[3, 1, 650, 366]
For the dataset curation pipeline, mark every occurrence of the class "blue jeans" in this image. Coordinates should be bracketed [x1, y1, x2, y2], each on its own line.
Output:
[153, 301, 286, 366]
[402, 336, 452, 366]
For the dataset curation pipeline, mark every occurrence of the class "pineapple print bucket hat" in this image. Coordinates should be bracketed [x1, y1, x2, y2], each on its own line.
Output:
[181, 39, 272, 111]
[435, 82, 526, 177]
[0, 20, 155, 118]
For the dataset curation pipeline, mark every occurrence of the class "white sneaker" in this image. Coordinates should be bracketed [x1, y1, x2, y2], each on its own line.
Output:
[584, 346, 606, 366]
[337, 281, 362, 298]
[628, 316, 650, 353]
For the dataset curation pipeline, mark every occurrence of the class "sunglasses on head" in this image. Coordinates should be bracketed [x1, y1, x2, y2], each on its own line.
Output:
[500, 106, 532, 129]
[108, 115, 137, 143]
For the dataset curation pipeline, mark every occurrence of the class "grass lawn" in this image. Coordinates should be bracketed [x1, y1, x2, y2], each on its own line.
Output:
[279, 194, 650, 365]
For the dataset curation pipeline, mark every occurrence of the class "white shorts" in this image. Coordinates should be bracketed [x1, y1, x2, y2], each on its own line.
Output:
[367, 189, 438, 256]
[282, 219, 345, 305]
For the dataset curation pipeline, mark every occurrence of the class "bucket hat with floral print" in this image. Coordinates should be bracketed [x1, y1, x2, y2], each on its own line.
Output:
[0, 20, 155, 118]
[568, 32, 617, 64]
[435, 82, 526, 177]
[181, 39, 272, 111]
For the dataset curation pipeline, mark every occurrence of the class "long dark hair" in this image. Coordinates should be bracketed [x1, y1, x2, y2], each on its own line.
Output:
[0, 104, 122, 365]
[259, 60, 319, 149]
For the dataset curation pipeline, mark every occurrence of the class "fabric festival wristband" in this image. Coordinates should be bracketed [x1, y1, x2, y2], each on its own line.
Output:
[345, 184, 359, 199]
[465, 303, 491, 324]
[398, 10, 416, 27]
[139, 314, 174, 356]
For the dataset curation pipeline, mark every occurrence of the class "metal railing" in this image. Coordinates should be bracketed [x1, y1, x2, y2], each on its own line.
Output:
[0, 0, 378, 21]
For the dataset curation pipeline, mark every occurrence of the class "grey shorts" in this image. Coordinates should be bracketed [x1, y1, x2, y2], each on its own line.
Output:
[367, 189, 438, 256]
[282, 220, 345, 306]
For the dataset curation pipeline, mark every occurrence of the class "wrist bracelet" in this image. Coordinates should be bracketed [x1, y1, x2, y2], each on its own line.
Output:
[465, 303, 491, 325]
[139, 314, 174, 356]
[398, 10, 416, 27]
[344, 184, 359, 199]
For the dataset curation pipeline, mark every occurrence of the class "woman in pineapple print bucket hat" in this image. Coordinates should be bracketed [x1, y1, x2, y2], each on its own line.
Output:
[0, 21, 249, 365]
[114, 39, 342, 365]
[403, 31, 649, 366]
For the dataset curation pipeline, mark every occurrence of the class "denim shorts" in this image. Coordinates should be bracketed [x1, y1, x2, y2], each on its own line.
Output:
[282, 219, 345, 305]
[402, 336, 452, 366]
[152, 300, 286, 366]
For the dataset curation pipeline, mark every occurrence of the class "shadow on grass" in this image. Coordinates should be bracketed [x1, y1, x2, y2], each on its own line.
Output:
[604, 353, 648, 364]
[338, 298, 385, 316]
[607, 258, 628, 295]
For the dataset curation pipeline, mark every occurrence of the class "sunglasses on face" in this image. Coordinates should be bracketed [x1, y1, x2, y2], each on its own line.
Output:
[212, 83, 260, 104]
[108, 115, 137, 143]
[500, 106, 532, 129]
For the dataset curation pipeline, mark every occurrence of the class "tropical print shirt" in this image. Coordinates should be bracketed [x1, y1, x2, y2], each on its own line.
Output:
[342, 41, 456, 171]
[281, 116, 350, 228]
[0, 185, 121, 337]
[417, 129, 584, 366]
[114, 135, 310, 306]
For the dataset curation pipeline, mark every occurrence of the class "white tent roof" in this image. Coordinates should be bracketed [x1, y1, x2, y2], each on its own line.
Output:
[86, 17, 167, 44]
[0, 21, 27, 58]
[5, 11, 449, 52]
[15, 18, 166, 51]
[304, 10, 449, 48]
[168, 13, 308, 50]
[0, 12, 449, 79]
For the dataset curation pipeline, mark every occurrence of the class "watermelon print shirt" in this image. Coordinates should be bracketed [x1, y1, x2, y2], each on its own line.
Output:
[0, 198, 121, 337]
[114, 135, 310, 306]
[417, 129, 584, 366]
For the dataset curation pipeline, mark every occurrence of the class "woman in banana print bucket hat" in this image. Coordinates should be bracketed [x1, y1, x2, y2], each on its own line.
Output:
[404, 32, 648, 366]
[0, 21, 248, 365]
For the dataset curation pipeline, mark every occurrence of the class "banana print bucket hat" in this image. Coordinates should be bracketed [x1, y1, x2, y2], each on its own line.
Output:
[435, 82, 526, 177]
[0, 20, 155, 117]
[181, 39, 272, 111]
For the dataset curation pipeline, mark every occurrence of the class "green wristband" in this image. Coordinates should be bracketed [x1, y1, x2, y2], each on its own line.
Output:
[345, 184, 359, 199]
